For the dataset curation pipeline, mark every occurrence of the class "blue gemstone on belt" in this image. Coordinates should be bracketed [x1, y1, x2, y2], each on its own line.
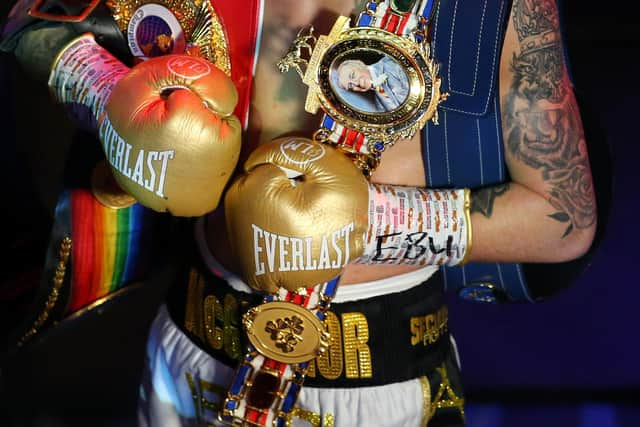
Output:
[230, 365, 250, 394]
[422, 0, 435, 18]
[281, 383, 301, 412]
[359, 14, 372, 26]
[375, 142, 385, 151]
[324, 277, 339, 297]
[322, 115, 335, 129]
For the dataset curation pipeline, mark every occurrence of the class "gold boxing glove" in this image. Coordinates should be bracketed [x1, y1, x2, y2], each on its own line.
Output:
[224, 137, 369, 293]
[49, 34, 242, 217]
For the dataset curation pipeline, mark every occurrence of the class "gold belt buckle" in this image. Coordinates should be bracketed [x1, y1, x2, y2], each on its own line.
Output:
[243, 301, 330, 364]
[28, 0, 100, 23]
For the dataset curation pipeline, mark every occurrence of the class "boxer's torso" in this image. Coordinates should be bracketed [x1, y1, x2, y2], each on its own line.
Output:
[209, 0, 429, 285]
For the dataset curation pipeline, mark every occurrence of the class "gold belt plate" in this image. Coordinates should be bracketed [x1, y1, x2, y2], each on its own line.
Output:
[279, 16, 446, 149]
[243, 301, 330, 364]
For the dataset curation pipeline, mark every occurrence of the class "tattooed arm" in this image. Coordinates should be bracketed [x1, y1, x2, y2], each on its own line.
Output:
[467, 0, 596, 263]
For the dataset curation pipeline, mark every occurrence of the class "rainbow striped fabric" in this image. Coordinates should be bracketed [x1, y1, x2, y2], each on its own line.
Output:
[64, 189, 158, 313]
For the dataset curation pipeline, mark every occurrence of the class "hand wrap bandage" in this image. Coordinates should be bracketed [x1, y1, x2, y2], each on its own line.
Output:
[48, 34, 128, 132]
[49, 34, 242, 216]
[225, 138, 472, 292]
[361, 184, 472, 267]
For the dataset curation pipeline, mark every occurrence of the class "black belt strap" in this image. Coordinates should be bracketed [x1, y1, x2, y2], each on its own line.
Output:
[167, 253, 452, 388]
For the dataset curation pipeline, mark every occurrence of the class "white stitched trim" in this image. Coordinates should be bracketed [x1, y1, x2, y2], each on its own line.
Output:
[515, 263, 534, 302]
[432, 0, 441, 50]
[494, 95, 504, 180]
[440, 0, 506, 116]
[443, 109, 452, 184]
[447, 0, 487, 96]
[446, 0, 457, 93]
[424, 125, 434, 186]
[496, 262, 506, 291]
[461, 263, 467, 286]
[477, 118, 485, 185]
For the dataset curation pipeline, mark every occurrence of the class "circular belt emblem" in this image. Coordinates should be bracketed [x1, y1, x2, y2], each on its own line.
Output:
[126, 3, 186, 59]
[108, 0, 231, 75]
[243, 301, 330, 364]
[277, 16, 446, 154]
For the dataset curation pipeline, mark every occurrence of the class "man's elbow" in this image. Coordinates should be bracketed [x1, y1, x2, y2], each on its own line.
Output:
[555, 217, 598, 263]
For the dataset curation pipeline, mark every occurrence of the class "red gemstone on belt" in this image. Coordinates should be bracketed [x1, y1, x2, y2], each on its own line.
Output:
[246, 371, 280, 409]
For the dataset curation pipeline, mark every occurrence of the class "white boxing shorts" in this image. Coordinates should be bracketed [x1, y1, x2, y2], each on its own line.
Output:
[138, 219, 464, 427]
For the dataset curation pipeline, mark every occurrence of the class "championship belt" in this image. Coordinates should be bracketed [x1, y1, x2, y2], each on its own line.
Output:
[105, 0, 261, 126]
[220, 280, 338, 426]
[220, 1, 446, 425]
[278, 0, 447, 177]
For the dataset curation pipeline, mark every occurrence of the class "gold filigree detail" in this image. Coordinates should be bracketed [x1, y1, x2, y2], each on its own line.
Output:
[185, 372, 228, 424]
[106, 0, 230, 75]
[184, 268, 205, 340]
[419, 376, 432, 426]
[202, 293, 243, 360]
[276, 26, 317, 79]
[286, 407, 335, 427]
[244, 301, 329, 364]
[280, 15, 447, 175]
[189, 1, 231, 75]
[430, 363, 465, 421]
[222, 294, 243, 360]
[17, 237, 72, 347]
[265, 315, 305, 353]
[204, 294, 223, 350]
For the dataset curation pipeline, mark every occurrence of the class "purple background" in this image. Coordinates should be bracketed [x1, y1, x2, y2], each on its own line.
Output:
[449, 4, 640, 395]
[0, 1, 638, 425]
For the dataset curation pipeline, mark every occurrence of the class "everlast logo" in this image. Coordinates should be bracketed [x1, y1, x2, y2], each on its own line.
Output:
[252, 223, 355, 275]
[99, 116, 174, 198]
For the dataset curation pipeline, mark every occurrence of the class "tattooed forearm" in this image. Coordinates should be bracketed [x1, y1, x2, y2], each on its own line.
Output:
[503, 0, 596, 237]
[471, 184, 510, 218]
